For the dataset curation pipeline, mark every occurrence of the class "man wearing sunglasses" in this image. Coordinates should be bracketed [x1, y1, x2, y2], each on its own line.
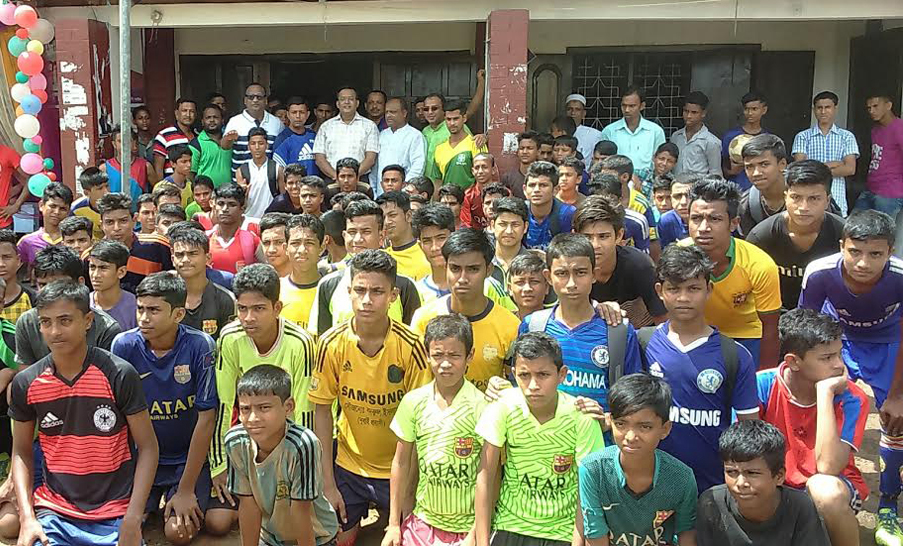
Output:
[224, 83, 285, 181]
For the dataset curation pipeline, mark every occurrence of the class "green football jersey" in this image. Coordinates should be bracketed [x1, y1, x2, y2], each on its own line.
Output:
[476, 388, 605, 542]
[390, 380, 487, 533]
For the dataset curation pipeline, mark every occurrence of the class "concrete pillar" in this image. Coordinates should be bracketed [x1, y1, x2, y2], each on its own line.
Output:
[55, 19, 113, 192]
[486, 9, 529, 175]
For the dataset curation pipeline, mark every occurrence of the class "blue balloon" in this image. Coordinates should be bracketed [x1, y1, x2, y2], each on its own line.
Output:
[27, 173, 51, 198]
[6, 36, 24, 57]
[19, 94, 40, 115]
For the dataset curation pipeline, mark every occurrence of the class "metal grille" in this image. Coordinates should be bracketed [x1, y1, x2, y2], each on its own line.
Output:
[573, 52, 691, 137]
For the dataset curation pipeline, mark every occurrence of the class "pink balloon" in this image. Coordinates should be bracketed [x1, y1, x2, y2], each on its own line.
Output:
[14, 6, 37, 29]
[20, 153, 43, 175]
[29, 73, 46, 91]
[0, 5, 15, 26]
[17, 52, 43, 77]
[32, 135, 42, 145]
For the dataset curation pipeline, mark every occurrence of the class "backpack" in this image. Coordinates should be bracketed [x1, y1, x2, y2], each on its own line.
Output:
[528, 308, 629, 388]
[239, 160, 280, 198]
[636, 326, 739, 409]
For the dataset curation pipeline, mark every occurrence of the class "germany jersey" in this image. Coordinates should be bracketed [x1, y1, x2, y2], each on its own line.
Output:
[209, 318, 317, 477]
[411, 296, 519, 392]
[309, 319, 430, 479]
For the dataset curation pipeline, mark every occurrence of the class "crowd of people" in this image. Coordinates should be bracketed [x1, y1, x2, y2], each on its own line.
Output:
[0, 78, 899, 546]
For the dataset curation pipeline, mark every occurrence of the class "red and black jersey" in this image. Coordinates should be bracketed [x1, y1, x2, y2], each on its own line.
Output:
[9, 347, 148, 521]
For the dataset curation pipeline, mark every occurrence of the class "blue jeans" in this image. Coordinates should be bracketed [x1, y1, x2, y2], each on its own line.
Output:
[853, 190, 903, 218]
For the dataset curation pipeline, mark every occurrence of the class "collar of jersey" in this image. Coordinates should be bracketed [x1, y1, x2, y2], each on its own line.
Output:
[711, 238, 737, 283]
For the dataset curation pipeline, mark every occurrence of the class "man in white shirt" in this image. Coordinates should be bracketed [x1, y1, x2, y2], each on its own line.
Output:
[565, 93, 604, 163]
[223, 83, 284, 179]
[371, 97, 426, 197]
[313, 87, 379, 183]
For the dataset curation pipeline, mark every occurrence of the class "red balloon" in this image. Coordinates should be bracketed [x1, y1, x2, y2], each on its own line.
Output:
[46, 171, 56, 181]
[32, 89, 47, 104]
[15, 29, 27, 40]
[17, 52, 43, 76]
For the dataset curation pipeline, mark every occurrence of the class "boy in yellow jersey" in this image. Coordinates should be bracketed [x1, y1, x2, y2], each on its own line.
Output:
[411, 228, 520, 392]
[281, 214, 324, 329]
[377, 191, 431, 280]
[310, 249, 431, 546]
[682, 177, 781, 369]
[208, 263, 317, 534]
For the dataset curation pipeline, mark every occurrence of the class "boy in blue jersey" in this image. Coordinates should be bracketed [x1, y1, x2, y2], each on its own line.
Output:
[631, 244, 759, 493]
[797, 209, 903, 544]
[110, 272, 223, 545]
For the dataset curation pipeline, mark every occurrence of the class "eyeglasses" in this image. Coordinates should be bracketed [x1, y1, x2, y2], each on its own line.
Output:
[245, 94, 266, 101]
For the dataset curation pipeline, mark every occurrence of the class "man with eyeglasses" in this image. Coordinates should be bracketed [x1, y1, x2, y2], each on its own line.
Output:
[313, 86, 380, 184]
[223, 82, 285, 181]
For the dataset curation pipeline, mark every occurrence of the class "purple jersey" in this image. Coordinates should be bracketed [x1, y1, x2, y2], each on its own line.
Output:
[631, 323, 759, 492]
[868, 118, 903, 198]
[799, 253, 903, 343]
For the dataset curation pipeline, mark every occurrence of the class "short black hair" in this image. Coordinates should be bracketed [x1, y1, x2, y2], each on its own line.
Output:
[153, 184, 183, 207]
[284, 163, 308, 180]
[336, 157, 360, 175]
[593, 140, 618, 156]
[88, 239, 130, 269]
[214, 183, 246, 207]
[813, 91, 839, 106]
[167, 143, 192, 164]
[344, 199, 384, 230]
[320, 210, 345, 247]
[684, 91, 710, 109]
[518, 131, 541, 147]
[526, 160, 559, 186]
[97, 192, 133, 217]
[0, 229, 15, 251]
[136, 193, 155, 209]
[424, 92, 446, 109]
[589, 172, 622, 199]
[34, 245, 83, 281]
[201, 103, 223, 117]
[247, 127, 268, 142]
[233, 263, 281, 304]
[546, 233, 595, 269]
[509, 252, 547, 278]
[376, 191, 411, 214]
[438, 184, 464, 204]
[260, 212, 290, 239]
[60, 216, 93, 238]
[654, 142, 680, 160]
[43, 182, 74, 207]
[35, 280, 90, 315]
[405, 176, 434, 198]
[866, 91, 895, 103]
[339, 192, 369, 211]
[560, 156, 585, 176]
[349, 249, 397, 287]
[652, 174, 674, 194]
[741, 91, 768, 106]
[136, 271, 187, 310]
[512, 331, 563, 370]
[79, 167, 108, 190]
[785, 160, 832, 194]
[237, 364, 292, 402]
[719, 420, 786, 475]
[424, 314, 474, 357]
[656, 244, 713, 285]
[574, 194, 625, 234]
[538, 133, 555, 148]
[688, 178, 741, 219]
[176, 97, 198, 109]
[600, 155, 634, 178]
[192, 175, 215, 191]
[299, 175, 327, 194]
[441, 228, 494, 266]
[622, 84, 645, 102]
[482, 182, 510, 199]
[491, 196, 528, 223]
[156, 203, 186, 223]
[608, 373, 671, 422]
[551, 115, 576, 136]
[169, 226, 210, 253]
[553, 135, 578, 152]
[286, 213, 326, 245]
[444, 99, 467, 115]
[741, 134, 787, 162]
[285, 96, 309, 110]
[412, 204, 455, 237]
[779, 308, 843, 359]
[132, 105, 150, 118]
[381, 164, 406, 179]
[843, 209, 895, 247]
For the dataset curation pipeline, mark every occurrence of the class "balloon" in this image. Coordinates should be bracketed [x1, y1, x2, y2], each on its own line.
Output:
[14, 106, 22, 117]
[14, 71, 27, 84]
[46, 171, 56, 181]
[27, 173, 50, 198]
[17, 52, 43, 76]
[20, 153, 43, 175]
[15, 28, 27, 40]
[0, 4, 14, 26]
[43, 158, 54, 170]
[14, 6, 37, 29]
[6, 36, 25, 56]
[14, 114, 39, 139]
[26, 40, 42, 55]
[10, 82, 30, 102]
[29, 19, 53, 44]
[32, 136, 43, 145]
[32, 89, 47, 104]
[22, 138, 39, 153]
[20, 94, 40, 115]
[29, 73, 46, 90]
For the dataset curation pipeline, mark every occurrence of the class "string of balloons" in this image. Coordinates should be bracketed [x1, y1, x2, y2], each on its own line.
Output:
[1, 2, 55, 198]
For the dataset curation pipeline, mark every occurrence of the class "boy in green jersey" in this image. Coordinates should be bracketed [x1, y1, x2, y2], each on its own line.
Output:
[579, 374, 698, 546]
[384, 314, 486, 546]
[475, 331, 604, 546]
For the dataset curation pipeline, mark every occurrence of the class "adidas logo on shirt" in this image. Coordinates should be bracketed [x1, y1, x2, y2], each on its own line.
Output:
[40, 412, 63, 429]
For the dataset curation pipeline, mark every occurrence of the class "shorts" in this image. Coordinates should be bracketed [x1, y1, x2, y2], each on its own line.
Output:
[401, 513, 468, 546]
[334, 464, 389, 531]
[35, 510, 140, 546]
[842, 339, 900, 407]
[146, 463, 214, 514]
[489, 530, 570, 546]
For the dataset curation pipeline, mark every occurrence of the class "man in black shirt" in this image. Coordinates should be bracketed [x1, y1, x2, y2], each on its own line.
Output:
[574, 194, 666, 327]
[746, 160, 843, 310]
[737, 134, 788, 237]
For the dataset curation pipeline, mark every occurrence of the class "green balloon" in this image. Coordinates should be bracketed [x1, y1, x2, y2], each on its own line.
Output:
[43, 158, 54, 170]
[22, 139, 39, 153]
[14, 72, 27, 84]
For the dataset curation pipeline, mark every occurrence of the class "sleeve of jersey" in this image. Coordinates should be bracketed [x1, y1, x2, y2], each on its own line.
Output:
[289, 431, 320, 501]
[400, 278, 423, 326]
[694, 492, 718, 546]
[210, 336, 240, 476]
[475, 399, 507, 449]
[750, 252, 782, 313]
[7, 372, 35, 422]
[575, 413, 606, 462]
[389, 392, 418, 443]
[644, 206, 658, 240]
[403, 337, 431, 391]
[274, 141, 288, 168]
[113, 359, 150, 416]
[308, 335, 339, 405]
[732, 343, 760, 414]
[578, 458, 610, 538]
[194, 336, 220, 412]
[13, 313, 35, 367]
[96, 319, 123, 352]
[622, 326, 643, 376]
[755, 370, 777, 413]
[673, 465, 699, 534]
[190, 142, 201, 172]
[838, 387, 868, 451]
[225, 436, 253, 497]
[797, 267, 827, 311]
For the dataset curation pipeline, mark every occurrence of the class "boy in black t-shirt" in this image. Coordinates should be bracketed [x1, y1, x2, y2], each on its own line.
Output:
[697, 420, 829, 546]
